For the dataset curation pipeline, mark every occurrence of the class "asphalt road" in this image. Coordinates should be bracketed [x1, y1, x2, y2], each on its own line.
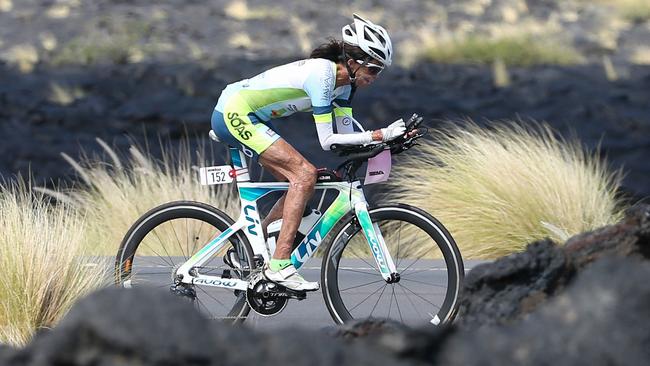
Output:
[126, 257, 487, 330]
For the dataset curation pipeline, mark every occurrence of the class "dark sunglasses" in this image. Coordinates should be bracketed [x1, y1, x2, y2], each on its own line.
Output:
[355, 59, 384, 75]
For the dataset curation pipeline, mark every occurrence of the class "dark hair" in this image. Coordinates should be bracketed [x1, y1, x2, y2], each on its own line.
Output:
[309, 38, 369, 63]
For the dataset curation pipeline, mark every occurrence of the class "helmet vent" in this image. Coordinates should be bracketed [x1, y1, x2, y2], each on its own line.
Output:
[369, 47, 385, 60]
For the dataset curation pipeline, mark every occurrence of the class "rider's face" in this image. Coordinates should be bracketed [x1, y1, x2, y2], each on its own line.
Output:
[349, 58, 384, 88]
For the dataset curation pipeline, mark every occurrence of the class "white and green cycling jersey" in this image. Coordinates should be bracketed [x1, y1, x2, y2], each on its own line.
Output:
[213, 58, 374, 154]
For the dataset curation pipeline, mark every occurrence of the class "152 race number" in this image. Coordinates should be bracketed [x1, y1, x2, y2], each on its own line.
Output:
[199, 165, 234, 185]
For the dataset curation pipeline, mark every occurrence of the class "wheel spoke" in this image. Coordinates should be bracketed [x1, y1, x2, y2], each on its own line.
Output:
[198, 263, 227, 276]
[397, 283, 441, 311]
[348, 251, 380, 273]
[348, 282, 387, 312]
[369, 283, 388, 317]
[393, 286, 404, 323]
[196, 285, 230, 310]
[195, 297, 212, 316]
[400, 277, 448, 289]
[339, 278, 385, 292]
[399, 250, 429, 274]
[395, 221, 404, 267]
[398, 282, 423, 319]
[189, 219, 205, 257]
[401, 268, 435, 276]
[388, 285, 394, 318]
[339, 267, 382, 276]
[149, 229, 179, 268]
[130, 270, 174, 276]
[169, 218, 188, 259]
[138, 239, 176, 269]
[133, 255, 175, 269]
[119, 206, 252, 324]
[185, 218, 192, 259]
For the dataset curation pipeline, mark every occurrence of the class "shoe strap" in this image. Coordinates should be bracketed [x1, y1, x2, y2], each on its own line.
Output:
[278, 265, 297, 279]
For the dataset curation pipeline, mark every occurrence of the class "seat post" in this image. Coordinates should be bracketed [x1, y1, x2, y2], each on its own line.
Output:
[229, 146, 251, 182]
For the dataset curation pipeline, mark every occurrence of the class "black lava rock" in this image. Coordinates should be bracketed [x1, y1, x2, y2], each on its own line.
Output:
[8, 287, 413, 366]
[456, 204, 650, 328]
[437, 257, 650, 366]
[456, 239, 572, 328]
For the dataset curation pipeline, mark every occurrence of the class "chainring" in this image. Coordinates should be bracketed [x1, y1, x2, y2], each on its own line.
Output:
[245, 272, 288, 316]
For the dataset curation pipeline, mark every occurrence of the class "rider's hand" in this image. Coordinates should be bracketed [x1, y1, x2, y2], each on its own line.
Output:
[380, 119, 406, 142]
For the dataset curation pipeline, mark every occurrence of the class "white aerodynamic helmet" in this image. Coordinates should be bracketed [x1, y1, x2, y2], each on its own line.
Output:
[342, 14, 393, 67]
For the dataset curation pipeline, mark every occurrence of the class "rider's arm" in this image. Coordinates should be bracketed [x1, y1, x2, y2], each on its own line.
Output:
[313, 108, 374, 150]
[333, 90, 355, 134]
[304, 60, 381, 150]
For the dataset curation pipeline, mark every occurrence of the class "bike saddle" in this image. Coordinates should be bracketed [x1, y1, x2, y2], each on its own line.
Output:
[208, 130, 221, 142]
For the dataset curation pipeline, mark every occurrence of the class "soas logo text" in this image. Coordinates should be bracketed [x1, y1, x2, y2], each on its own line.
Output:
[227, 112, 252, 140]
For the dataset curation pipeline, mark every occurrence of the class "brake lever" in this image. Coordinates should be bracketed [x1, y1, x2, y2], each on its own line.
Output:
[403, 127, 427, 143]
[405, 113, 424, 131]
[390, 127, 427, 155]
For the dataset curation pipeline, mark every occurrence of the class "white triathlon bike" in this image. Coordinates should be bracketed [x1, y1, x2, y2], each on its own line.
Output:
[115, 114, 464, 326]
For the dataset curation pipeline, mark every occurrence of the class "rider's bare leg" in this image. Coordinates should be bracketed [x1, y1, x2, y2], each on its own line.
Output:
[259, 165, 287, 238]
[258, 139, 317, 260]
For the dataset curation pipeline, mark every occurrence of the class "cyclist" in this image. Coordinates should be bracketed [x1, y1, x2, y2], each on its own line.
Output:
[211, 14, 405, 291]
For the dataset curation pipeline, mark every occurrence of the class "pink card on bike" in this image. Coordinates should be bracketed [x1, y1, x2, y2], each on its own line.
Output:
[364, 149, 391, 184]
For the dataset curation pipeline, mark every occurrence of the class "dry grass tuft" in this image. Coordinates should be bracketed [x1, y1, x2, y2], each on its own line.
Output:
[422, 35, 583, 66]
[386, 121, 625, 258]
[60, 139, 238, 255]
[0, 181, 107, 346]
[1, 138, 237, 345]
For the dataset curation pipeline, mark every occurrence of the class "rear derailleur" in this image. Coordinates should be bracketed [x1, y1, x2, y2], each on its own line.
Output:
[170, 282, 197, 301]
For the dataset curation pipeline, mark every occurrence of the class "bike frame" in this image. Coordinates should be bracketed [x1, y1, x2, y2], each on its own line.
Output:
[175, 147, 397, 290]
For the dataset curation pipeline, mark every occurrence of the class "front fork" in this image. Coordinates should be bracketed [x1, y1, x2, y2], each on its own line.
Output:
[354, 202, 399, 283]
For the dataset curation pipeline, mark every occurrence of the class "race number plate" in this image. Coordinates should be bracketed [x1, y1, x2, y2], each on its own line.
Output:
[199, 166, 234, 185]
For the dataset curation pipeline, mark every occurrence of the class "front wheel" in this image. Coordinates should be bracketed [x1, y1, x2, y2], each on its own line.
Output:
[321, 204, 464, 326]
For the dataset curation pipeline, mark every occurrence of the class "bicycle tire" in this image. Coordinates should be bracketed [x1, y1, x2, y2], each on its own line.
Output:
[115, 201, 255, 323]
[321, 204, 463, 326]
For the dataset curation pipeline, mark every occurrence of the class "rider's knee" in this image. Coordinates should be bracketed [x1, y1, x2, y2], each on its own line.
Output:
[304, 164, 318, 187]
[291, 163, 317, 192]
